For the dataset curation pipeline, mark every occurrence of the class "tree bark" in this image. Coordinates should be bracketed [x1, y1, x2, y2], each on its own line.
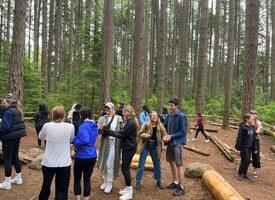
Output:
[47, 0, 54, 93]
[33, 0, 41, 69]
[41, 0, 48, 98]
[271, 0, 275, 100]
[9, 0, 27, 102]
[264, 0, 270, 94]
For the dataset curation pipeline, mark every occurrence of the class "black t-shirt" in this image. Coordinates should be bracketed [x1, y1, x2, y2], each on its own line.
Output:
[151, 126, 157, 141]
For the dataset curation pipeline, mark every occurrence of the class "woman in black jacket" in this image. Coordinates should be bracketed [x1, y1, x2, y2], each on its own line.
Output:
[235, 113, 254, 181]
[34, 104, 49, 148]
[103, 105, 139, 200]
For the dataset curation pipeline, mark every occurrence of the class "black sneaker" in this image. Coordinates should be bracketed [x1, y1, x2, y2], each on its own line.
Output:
[157, 181, 164, 189]
[242, 175, 252, 181]
[135, 182, 141, 190]
[173, 186, 186, 196]
[166, 182, 180, 189]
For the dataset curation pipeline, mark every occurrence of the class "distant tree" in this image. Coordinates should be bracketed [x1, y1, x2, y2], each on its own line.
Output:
[41, 0, 48, 98]
[271, 0, 275, 100]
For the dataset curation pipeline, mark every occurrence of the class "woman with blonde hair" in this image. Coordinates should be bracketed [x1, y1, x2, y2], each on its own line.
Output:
[103, 105, 139, 200]
[135, 111, 167, 190]
[38, 106, 74, 200]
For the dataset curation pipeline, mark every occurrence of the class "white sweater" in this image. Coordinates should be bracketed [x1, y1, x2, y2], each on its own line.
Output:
[39, 122, 74, 167]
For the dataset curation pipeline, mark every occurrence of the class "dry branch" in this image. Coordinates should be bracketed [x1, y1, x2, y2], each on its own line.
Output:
[184, 145, 211, 156]
[190, 127, 219, 133]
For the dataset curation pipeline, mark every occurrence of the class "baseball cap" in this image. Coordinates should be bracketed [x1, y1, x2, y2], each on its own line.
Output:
[6, 93, 17, 103]
[105, 102, 114, 109]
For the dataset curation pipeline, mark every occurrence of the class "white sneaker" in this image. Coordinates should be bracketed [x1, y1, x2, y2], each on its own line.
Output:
[119, 186, 133, 200]
[104, 182, 112, 194]
[252, 171, 258, 177]
[0, 181, 11, 190]
[119, 188, 126, 195]
[192, 138, 197, 141]
[11, 177, 22, 185]
[205, 139, 209, 143]
[100, 182, 106, 190]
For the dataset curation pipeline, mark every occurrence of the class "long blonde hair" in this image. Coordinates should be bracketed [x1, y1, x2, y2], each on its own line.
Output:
[146, 111, 165, 131]
[124, 105, 140, 131]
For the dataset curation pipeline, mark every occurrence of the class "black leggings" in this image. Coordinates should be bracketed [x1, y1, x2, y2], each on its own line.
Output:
[121, 148, 136, 186]
[74, 157, 96, 197]
[238, 148, 251, 176]
[39, 165, 71, 200]
[195, 127, 208, 139]
[2, 138, 21, 177]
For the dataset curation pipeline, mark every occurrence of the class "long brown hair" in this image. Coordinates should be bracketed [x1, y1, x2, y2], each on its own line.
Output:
[145, 111, 165, 131]
[124, 105, 140, 131]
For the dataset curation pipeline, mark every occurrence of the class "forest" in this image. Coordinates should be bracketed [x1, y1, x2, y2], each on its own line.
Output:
[0, 0, 274, 126]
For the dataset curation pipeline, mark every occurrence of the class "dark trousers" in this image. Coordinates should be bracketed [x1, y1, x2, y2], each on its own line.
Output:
[252, 138, 261, 168]
[74, 157, 96, 197]
[238, 148, 251, 176]
[39, 165, 71, 200]
[2, 138, 21, 177]
[121, 148, 136, 186]
[35, 127, 42, 147]
[195, 127, 207, 139]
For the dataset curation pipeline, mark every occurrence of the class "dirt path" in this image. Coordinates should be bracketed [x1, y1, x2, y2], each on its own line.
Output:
[0, 122, 274, 200]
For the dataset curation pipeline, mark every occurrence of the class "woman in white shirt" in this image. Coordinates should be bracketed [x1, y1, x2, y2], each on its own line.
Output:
[38, 106, 74, 200]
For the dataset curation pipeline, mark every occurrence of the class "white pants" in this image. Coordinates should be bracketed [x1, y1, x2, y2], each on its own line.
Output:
[103, 139, 116, 182]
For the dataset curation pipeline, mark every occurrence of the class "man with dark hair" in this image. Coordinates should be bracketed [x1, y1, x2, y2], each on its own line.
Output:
[163, 98, 187, 196]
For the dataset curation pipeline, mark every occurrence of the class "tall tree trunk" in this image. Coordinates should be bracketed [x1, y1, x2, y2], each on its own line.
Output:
[28, 0, 32, 61]
[84, 0, 92, 64]
[149, 0, 156, 92]
[271, 0, 275, 100]
[242, 0, 260, 116]
[33, 0, 41, 69]
[234, 0, 241, 79]
[9, 0, 27, 102]
[156, 0, 167, 113]
[68, 0, 74, 94]
[6, 0, 11, 42]
[264, 0, 270, 94]
[196, 0, 208, 114]
[47, 0, 54, 93]
[143, 0, 149, 102]
[207, 0, 213, 88]
[222, 0, 235, 129]
[55, 0, 62, 87]
[211, 0, 220, 98]
[41, 0, 48, 98]
[100, 0, 114, 105]
[132, 0, 145, 111]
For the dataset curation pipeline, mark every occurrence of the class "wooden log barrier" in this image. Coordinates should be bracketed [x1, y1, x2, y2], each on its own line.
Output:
[203, 170, 245, 200]
[191, 127, 219, 133]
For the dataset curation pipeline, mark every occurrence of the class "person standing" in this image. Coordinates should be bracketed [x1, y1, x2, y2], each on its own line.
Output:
[235, 113, 254, 181]
[0, 94, 26, 190]
[135, 111, 167, 190]
[192, 113, 209, 142]
[103, 105, 138, 200]
[38, 106, 74, 200]
[73, 106, 98, 200]
[163, 98, 187, 197]
[249, 110, 262, 177]
[34, 104, 49, 148]
[72, 103, 82, 136]
[97, 102, 123, 194]
[139, 105, 150, 125]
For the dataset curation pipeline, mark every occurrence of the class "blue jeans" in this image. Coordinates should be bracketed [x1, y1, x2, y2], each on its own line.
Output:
[136, 140, 161, 183]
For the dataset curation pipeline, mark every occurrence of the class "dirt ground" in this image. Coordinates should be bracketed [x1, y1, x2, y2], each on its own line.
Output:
[0, 122, 274, 200]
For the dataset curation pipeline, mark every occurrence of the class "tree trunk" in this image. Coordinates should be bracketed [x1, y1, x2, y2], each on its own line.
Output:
[132, 0, 145, 111]
[264, 0, 270, 94]
[149, 0, 156, 93]
[211, 0, 220, 98]
[68, 0, 74, 94]
[41, 0, 48, 98]
[196, 0, 208, 114]
[9, 0, 27, 102]
[156, 0, 167, 113]
[271, 0, 275, 100]
[6, 0, 11, 42]
[84, 0, 92, 64]
[100, 0, 114, 105]
[28, 0, 32, 61]
[33, 0, 41, 69]
[47, 0, 54, 93]
[241, 0, 260, 116]
[222, 0, 235, 129]
[55, 0, 62, 86]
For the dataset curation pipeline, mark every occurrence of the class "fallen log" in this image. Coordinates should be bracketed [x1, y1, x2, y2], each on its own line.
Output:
[131, 154, 153, 171]
[191, 127, 219, 133]
[210, 122, 238, 130]
[203, 170, 245, 200]
[184, 145, 211, 156]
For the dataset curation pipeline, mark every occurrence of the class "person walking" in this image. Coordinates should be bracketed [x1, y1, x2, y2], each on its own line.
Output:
[97, 102, 123, 194]
[102, 105, 139, 200]
[192, 113, 209, 142]
[0, 94, 26, 190]
[34, 104, 49, 148]
[73, 106, 98, 200]
[38, 106, 74, 200]
[135, 111, 167, 190]
[235, 113, 254, 181]
[163, 98, 187, 197]
[249, 110, 262, 177]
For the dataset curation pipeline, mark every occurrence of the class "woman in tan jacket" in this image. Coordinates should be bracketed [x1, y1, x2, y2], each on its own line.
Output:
[135, 111, 167, 190]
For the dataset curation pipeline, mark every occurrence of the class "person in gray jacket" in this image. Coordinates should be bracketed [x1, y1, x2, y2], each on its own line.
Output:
[97, 102, 123, 194]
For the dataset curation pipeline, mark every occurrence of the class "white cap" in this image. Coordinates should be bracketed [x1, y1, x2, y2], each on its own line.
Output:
[105, 102, 114, 109]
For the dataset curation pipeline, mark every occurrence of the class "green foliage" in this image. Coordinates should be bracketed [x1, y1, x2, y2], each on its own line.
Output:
[256, 102, 275, 124]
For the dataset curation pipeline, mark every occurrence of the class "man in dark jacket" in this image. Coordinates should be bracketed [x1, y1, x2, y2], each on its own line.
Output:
[0, 93, 26, 190]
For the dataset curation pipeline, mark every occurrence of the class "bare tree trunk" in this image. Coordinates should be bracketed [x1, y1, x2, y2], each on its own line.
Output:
[68, 0, 74, 94]
[222, 0, 235, 129]
[264, 0, 270, 94]
[9, 0, 27, 102]
[196, 0, 208, 114]
[55, 0, 62, 86]
[132, 0, 145, 111]
[28, 0, 32, 61]
[211, 0, 220, 98]
[41, 0, 48, 98]
[143, 0, 149, 102]
[33, 0, 41, 69]
[241, 0, 260, 116]
[47, 0, 54, 93]
[100, 0, 114, 105]
[84, 0, 92, 64]
[6, 0, 11, 42]
[149, 0, 156, 93]
[156, 0, 167, 113]
[271, 0, 275, 100]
